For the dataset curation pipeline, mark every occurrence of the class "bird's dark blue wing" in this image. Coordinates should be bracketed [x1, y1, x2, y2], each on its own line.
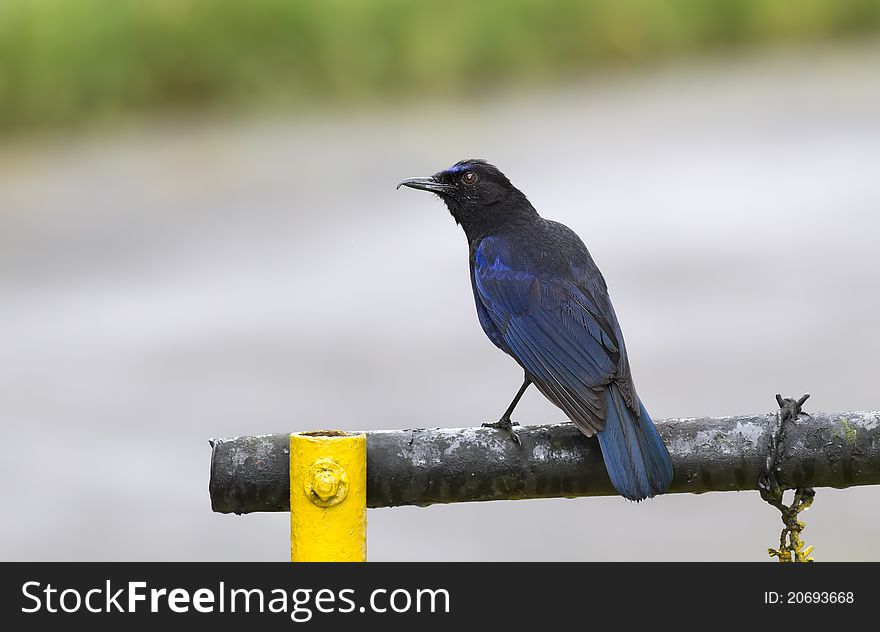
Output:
[473, 237, 622, 435]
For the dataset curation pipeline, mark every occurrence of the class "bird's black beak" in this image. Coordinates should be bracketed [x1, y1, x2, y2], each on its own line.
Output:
[396, 176, 452, 194]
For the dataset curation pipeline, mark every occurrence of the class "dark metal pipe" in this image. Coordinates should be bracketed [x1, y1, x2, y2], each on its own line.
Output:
[209, 410, 880, 514]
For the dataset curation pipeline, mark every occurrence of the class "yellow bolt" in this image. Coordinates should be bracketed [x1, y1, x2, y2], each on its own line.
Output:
[312, 469, 339, 501]
[304, 457, 348, 507]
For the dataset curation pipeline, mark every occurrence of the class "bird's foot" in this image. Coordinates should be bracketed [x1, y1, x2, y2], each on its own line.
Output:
[482, 417, 521, 445]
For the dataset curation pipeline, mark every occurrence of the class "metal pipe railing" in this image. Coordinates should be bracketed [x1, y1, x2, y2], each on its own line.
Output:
[209, 410, 880, 514]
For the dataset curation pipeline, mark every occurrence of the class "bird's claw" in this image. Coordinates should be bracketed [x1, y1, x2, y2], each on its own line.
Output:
[481, 419, 519, 429]
[482, 418, 521, 445]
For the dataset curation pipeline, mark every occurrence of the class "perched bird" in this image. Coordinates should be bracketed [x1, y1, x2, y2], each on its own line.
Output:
[398, 160, 673, 500]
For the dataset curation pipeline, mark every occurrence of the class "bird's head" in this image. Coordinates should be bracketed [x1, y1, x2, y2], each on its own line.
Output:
[397, 159, 535, 236]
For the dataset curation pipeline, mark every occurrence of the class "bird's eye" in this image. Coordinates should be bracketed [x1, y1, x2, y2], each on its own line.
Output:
[462, 171, 478, 185]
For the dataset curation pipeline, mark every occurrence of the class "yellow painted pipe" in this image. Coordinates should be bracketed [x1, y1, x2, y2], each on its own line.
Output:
[289, 431, 367, 562]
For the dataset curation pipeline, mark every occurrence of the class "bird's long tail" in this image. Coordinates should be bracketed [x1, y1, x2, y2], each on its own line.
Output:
[597, 384, 673, 501]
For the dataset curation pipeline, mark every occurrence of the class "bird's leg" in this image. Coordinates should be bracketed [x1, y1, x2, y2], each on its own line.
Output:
[482, 375, 532, 445]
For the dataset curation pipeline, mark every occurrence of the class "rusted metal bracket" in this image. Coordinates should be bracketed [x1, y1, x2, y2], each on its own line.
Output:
[759, 394, 816, 562]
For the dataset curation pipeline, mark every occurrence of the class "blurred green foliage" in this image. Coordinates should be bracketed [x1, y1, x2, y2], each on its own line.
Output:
[1, 0, 879, 134]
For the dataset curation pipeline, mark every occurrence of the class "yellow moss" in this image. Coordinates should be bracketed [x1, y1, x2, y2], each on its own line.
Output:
[837, 417, 858, 446]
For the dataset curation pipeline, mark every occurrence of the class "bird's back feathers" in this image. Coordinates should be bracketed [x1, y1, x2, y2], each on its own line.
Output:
[471, 225, 672, 499]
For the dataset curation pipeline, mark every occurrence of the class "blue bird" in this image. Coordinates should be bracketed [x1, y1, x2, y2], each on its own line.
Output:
[398, 159, 673, 500]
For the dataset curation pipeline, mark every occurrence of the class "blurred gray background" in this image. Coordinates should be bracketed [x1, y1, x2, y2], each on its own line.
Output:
[2, 33, 879, 559]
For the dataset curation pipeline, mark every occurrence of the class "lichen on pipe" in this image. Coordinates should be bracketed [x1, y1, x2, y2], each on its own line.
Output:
[209, 411, 880, 514]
